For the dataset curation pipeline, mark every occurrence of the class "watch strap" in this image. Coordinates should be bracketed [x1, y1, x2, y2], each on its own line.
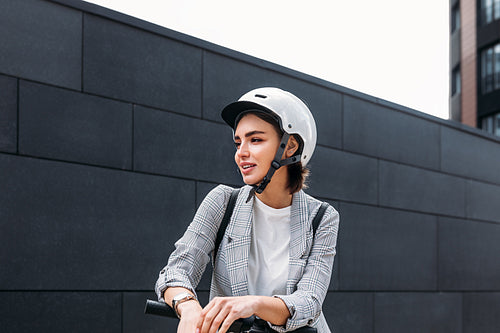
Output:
[172, 293, 197, 318]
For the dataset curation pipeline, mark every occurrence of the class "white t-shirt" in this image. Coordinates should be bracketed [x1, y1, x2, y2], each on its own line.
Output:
[247, 197, 291, 296]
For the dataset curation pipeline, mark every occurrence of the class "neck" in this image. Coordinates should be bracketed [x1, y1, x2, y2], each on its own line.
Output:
[255, 171, 293, 209]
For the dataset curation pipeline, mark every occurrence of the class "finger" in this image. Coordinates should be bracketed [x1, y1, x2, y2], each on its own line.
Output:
[196, 301, 213, 332]
[216, 313, 238, 333]
[200, 304, 222, 333]
[207, 308, 233, 333]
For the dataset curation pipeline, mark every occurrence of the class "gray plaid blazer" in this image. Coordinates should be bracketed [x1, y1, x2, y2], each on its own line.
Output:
[156, 185, 339, 333]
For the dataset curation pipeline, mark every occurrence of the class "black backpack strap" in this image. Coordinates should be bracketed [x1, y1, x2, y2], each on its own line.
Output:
[214, 188, 240, 261]
[312, 202, 329, 237]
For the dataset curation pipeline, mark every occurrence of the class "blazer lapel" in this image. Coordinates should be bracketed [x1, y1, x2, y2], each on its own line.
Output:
[224, 186, 253, 296]
[287, 190, 311, 293]
[289, 190, 310, 259]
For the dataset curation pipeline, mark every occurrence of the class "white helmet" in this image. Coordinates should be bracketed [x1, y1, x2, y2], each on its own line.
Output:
[221, 87, 317, 167]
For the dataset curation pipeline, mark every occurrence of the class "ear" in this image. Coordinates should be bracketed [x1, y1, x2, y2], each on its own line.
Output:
[285, 136, 299, 158]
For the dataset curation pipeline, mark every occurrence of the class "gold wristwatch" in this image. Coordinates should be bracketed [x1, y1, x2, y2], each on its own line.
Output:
[172, 292, 197, 318]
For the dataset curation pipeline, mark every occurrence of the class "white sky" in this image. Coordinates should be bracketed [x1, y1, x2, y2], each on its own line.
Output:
[85, 0, 450, 119]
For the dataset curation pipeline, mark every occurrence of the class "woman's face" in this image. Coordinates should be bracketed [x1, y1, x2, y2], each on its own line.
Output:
[234, 113, 281, 186]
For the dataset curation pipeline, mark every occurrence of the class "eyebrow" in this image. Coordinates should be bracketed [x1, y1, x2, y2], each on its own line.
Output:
[234, 130, 266, 140]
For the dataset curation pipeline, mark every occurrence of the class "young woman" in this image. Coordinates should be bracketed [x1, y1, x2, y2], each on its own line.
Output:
[155, 87, 339, 333]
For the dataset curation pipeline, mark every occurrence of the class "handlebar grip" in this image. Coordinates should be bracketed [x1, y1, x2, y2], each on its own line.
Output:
[144, 300, 177, 318]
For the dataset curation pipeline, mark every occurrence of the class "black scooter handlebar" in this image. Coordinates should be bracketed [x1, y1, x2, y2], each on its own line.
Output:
[144, 299, 177, 318]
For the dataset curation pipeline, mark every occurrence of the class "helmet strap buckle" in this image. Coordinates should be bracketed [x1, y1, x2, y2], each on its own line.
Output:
[252, 133, 299, 195]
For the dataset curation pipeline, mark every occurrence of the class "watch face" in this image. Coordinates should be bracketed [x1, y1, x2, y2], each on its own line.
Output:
[172, 293, 196, 319]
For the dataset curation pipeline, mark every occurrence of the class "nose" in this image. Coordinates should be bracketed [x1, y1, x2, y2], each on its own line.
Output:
[236, 140, 250, 158]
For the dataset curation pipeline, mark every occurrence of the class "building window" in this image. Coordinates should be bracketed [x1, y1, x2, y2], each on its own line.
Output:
[452, 66, 461, 95]
[496, 44, 500, 90]
[481, 113, 500, 136]
[481, 0, 500, 25]
[451, 5, 460, 32]
[481, 43, 500, 94]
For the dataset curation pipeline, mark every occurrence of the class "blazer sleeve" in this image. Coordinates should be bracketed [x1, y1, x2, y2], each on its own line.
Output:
[272, 204, 340, 332]
[155, 184, 232, 300]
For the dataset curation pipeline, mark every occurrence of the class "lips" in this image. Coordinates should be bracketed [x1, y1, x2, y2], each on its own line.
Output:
[240, 163, 256, 174]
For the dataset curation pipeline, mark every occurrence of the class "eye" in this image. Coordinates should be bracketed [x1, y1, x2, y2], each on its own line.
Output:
[234, 141, 241, 149]
[251, 138, 262, 143]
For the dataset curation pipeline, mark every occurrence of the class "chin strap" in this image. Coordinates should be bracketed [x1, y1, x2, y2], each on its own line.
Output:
[246, 133, 301, 202]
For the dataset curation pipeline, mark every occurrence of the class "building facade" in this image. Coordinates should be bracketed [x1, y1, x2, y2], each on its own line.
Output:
[450, 0, 500, 136]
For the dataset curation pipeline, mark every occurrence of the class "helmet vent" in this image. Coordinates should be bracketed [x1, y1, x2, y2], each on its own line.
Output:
[255, 94, 267, 99]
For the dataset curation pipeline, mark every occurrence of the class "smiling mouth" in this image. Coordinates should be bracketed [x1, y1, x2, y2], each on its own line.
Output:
[242, 164, 256, 169]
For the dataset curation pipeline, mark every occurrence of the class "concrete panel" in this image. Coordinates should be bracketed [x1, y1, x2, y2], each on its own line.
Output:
[0, 154, 195, 290]
[308, 147, 378, 204]
[441, 126, 500, 185]
[83, 14, 202, 117]
[19, 81, 132, 169]
[134, 106, 241, 185]
[0, 75, 17, 153]
[338, 203, 437, 290]
[323, 292, 373, 333]
[374, 293, 462, 333]
[379, 160, 466, 217]
[0, 291, 121, 332]
[439, 217, 500, 290]
[467, 180, 500, 223]
[202, 52, 342, 148]
[463, 293, 500, 333]
[0, 0, 81, 89]
[344, 96, 440, 169]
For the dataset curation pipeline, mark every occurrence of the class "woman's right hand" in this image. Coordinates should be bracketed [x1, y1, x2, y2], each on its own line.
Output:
[176, 300, 203, 333]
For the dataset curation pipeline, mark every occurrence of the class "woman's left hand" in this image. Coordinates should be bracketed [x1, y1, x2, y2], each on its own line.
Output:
[197, 295, 259, 333]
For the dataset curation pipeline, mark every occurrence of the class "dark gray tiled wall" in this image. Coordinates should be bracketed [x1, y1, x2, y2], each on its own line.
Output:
[0, 75, 17, 153]
[441, 125, 500, 185]
[2, 0, 500, 331]
[379, 160, 466, 217]
[324, 292, 373, 333]
[374, 293, 462, 333]
[338, 203, 437, 290]
[466, 180, 500, 223]
[439, 217, 500, 290]
[308, 146, 378, 204]
[133, 105, 241, 185]
[0, 291, 121, 333]
[19, 81, 133, 169]
[0, 0, 81, 89]
[0, 154, 195, 290]
[463, 293, 500, 333]
[203, 52, 343, 148]
[343, 96, 441, 169]
[83, 14, 202, 117]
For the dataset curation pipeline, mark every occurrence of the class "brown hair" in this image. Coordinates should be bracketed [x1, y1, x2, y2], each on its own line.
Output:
[234, 110, 310, 193]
